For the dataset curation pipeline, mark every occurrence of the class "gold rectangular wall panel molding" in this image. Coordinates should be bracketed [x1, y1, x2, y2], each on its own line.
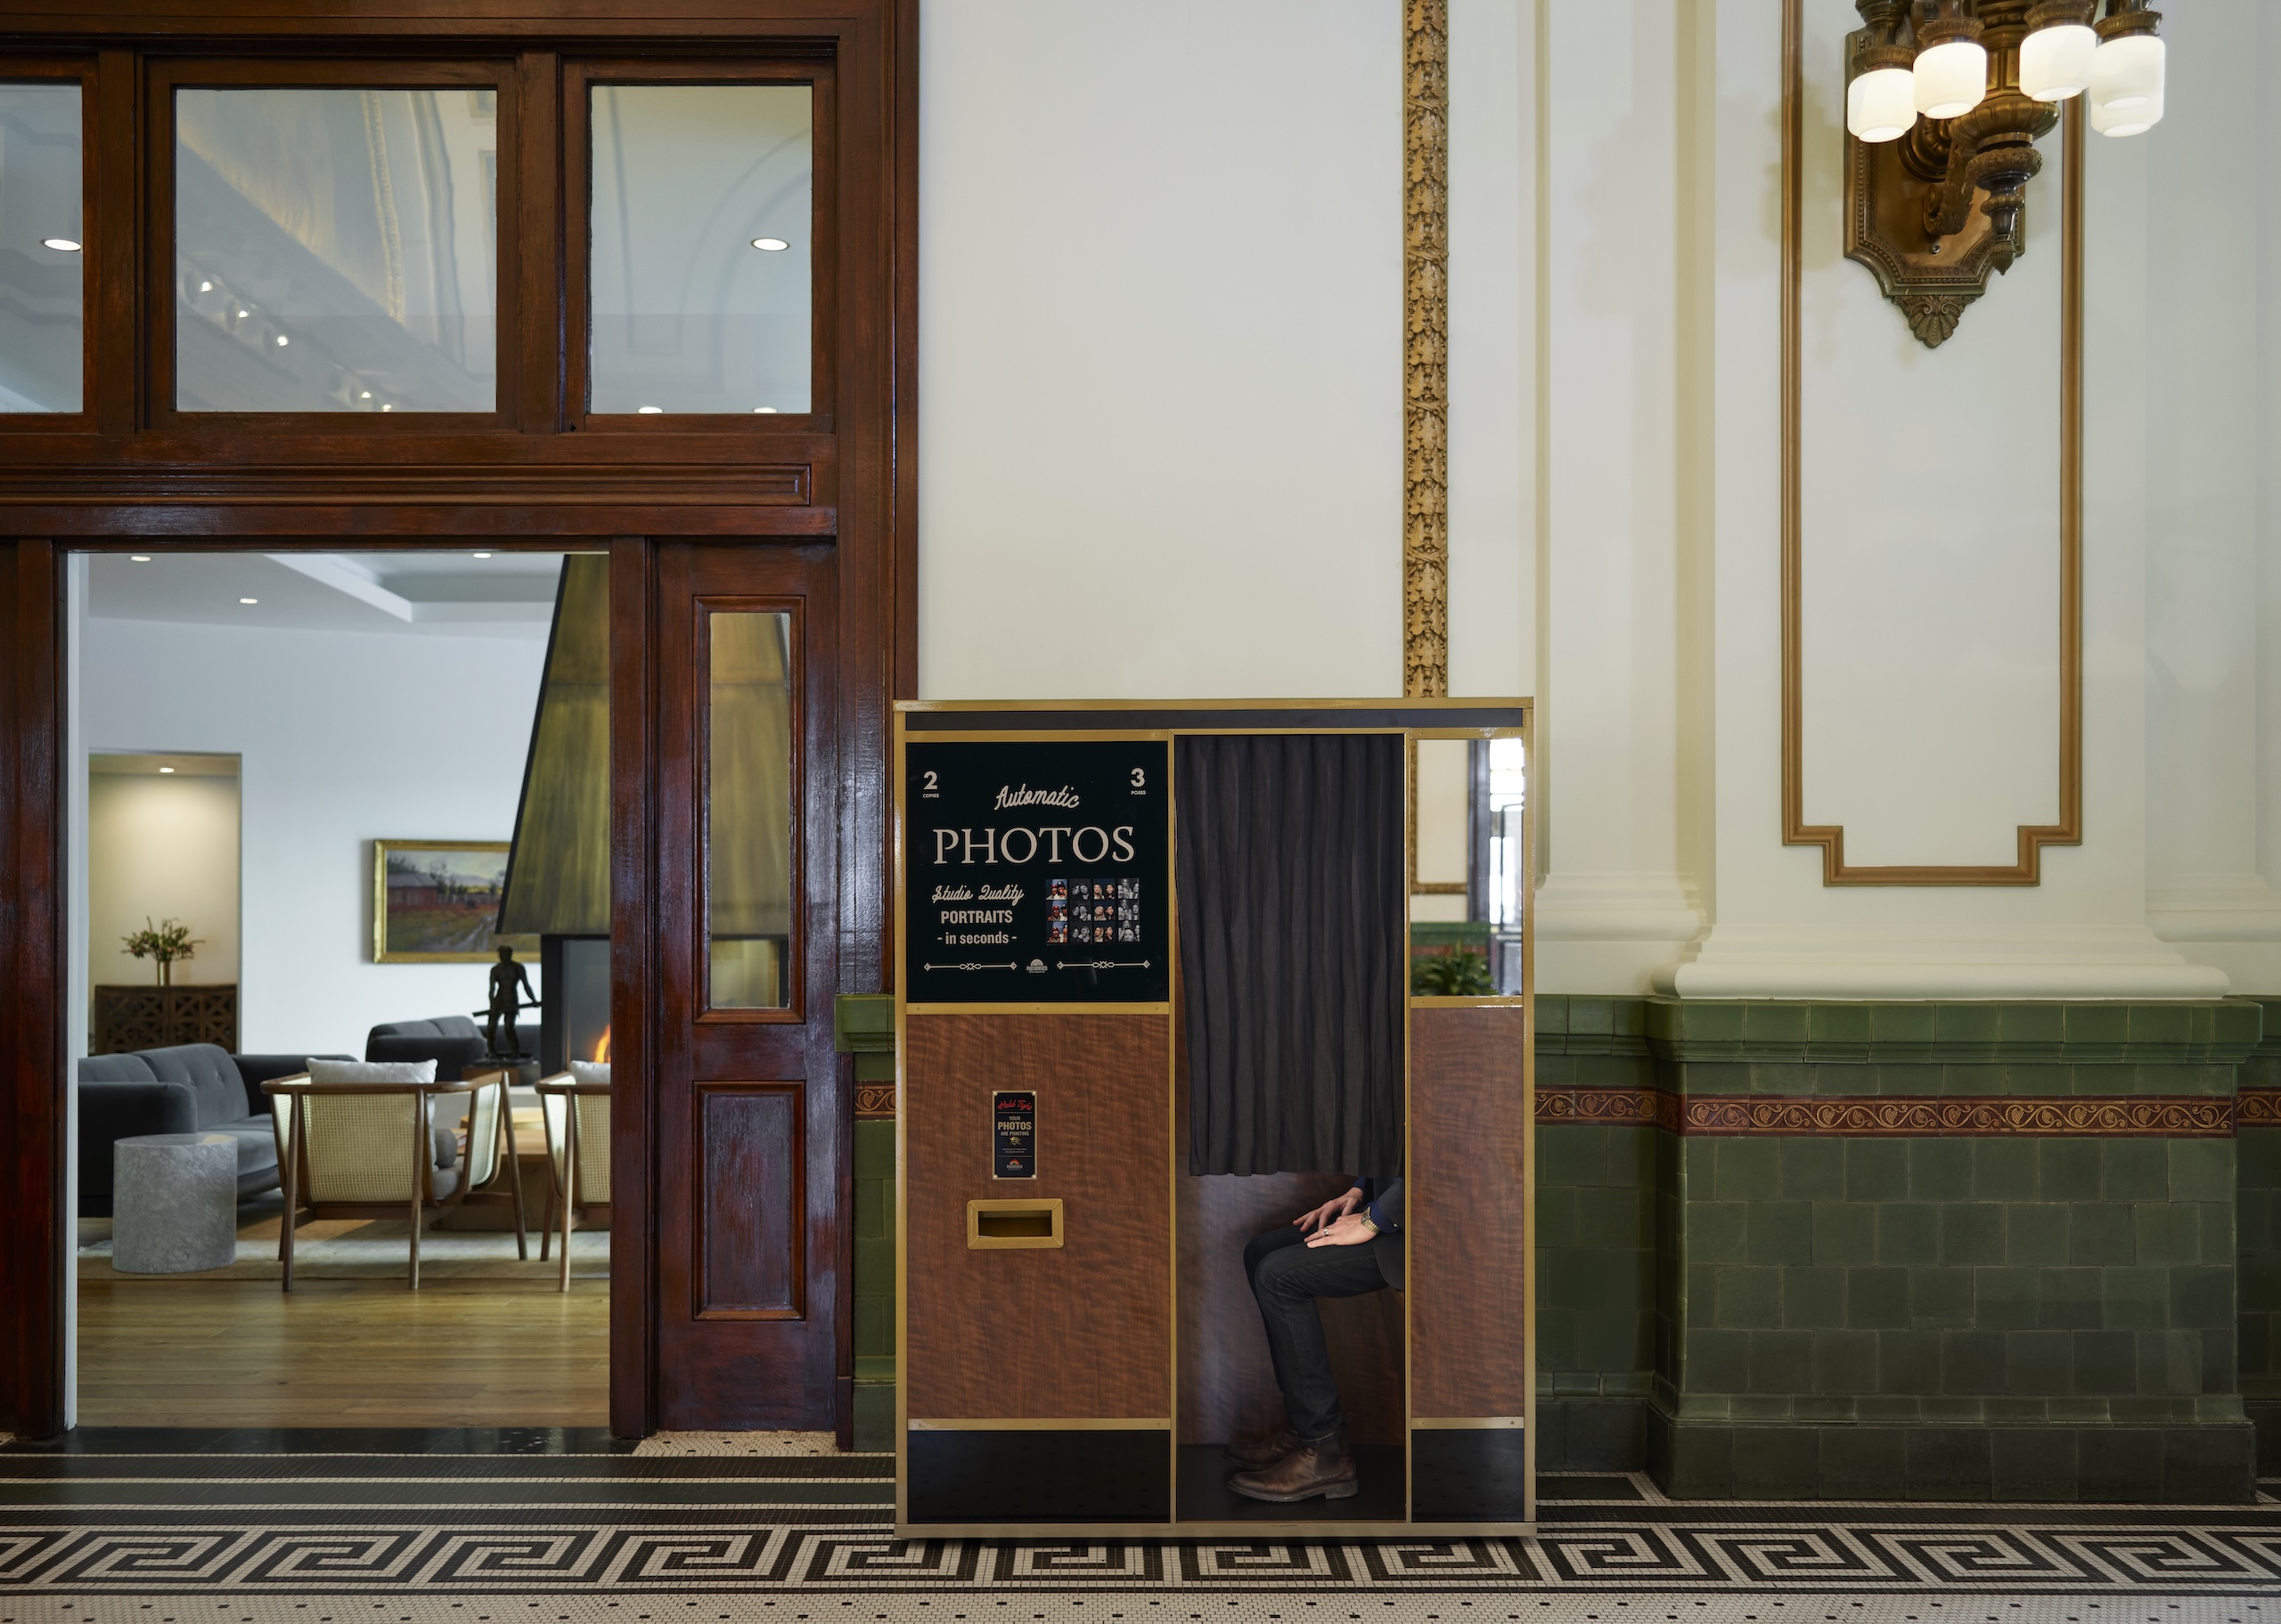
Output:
[1779, 0, 2083, 886]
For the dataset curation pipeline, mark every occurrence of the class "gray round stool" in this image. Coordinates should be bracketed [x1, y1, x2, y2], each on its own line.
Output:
[112, 1132, 240, 1274]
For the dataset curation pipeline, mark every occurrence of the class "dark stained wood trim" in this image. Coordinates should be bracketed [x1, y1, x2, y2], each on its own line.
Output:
[889, 0, 916, 714]
[1, 540, 66, 1440]
[91, 51, 135, 440]
[515, 48, 562, 433]
[608, 534, 658, 1437]
[0, 0, 915, 1445]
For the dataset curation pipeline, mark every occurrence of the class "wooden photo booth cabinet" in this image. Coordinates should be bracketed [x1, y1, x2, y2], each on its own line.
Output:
[892, 700, 1534, 1538]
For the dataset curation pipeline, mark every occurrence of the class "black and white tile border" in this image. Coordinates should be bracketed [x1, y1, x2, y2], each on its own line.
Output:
[4, 1522, 2281, 1595]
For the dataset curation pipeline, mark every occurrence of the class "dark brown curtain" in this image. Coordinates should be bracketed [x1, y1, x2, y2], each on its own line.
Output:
[1176, 732, 1404, 1178]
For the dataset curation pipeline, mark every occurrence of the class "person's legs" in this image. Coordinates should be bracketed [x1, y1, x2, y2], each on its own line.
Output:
[1246, 1232, 1387, 1443]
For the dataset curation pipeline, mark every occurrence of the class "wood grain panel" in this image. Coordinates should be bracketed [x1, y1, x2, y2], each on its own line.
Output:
[1410, 1003, 1529, 1417]
[904, 1014, 1170, 1418]
[1, 538, 63, 1440]
[698, 1085, 802, 1318]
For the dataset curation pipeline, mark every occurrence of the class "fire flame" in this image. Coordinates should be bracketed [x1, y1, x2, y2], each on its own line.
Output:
[593, 1025, 611, 1064]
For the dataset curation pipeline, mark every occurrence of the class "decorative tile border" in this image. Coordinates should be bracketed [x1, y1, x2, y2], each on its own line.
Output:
[2237, 1087, 2281, 1127]
[863, 1083, 2246, 1134]
[7, 1514, 2281, 1595]
[1536, 1086, 2235, 1138]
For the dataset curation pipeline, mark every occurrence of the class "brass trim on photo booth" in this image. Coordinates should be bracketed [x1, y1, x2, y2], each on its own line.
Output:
[1408, 736, 1468, 896]
[905, 1416, 1172, 1431]
[1779, 0, 2083, 885]
[891, 700, 1535, 1535]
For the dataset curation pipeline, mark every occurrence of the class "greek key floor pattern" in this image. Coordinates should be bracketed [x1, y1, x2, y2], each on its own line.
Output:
[0, 1439, 2273, 1616]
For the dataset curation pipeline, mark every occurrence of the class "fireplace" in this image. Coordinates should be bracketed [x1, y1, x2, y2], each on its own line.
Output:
[541, 934, 609, 1074]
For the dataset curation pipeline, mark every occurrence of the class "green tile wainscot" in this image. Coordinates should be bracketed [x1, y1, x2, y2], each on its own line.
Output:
[842, 992, 2281, 1500]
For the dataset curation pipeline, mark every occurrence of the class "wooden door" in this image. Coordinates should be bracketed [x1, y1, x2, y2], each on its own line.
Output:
[644, 539, 842, 1430]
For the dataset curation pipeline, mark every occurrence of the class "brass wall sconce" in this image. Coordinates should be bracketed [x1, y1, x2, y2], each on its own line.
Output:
[1845, 0, 2166, 347]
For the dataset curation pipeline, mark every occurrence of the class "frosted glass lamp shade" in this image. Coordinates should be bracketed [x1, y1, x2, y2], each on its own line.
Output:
[1847, 67, 1917, 142]
[1913, 39, 1988, 118]
[2020, 22, 2097, 101]
[2090, 31, 2164, 123]
[2091, 86, 2162, 136]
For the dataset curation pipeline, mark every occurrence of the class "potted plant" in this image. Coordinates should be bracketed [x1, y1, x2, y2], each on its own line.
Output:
[122, 917, 203, 986]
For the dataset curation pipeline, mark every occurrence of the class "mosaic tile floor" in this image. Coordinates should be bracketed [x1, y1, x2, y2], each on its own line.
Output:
[0, 1434, 2271, 1617]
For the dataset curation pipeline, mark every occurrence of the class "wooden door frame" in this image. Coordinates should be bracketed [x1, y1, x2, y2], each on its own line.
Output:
[0, 0, 916, 1443]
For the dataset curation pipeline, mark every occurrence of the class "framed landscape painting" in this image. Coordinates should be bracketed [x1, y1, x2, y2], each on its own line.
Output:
[373, 840, 534, 963]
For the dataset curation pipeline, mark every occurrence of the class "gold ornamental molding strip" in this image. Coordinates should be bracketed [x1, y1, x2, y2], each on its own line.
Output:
[1778, 0, 2084, 885]
[1537, 1085, 2233, 1138]
[1403, 0, 1449, 700]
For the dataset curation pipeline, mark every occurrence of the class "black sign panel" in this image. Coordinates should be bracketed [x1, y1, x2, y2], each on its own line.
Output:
[904, 738, 1170, 1004]
[993, 1089, 1037, 1178]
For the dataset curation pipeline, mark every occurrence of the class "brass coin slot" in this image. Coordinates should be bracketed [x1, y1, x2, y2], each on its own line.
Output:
[968, 1198, 1063, 1249]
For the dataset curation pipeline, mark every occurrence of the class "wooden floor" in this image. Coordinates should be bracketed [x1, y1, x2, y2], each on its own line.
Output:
[77, 1277, 609, 1427]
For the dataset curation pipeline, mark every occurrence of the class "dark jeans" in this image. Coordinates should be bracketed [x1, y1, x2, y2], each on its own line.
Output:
[1242, 1224, 1391, 1445]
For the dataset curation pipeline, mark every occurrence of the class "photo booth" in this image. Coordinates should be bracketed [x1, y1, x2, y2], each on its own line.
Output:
[893, 700, 1533, 1537]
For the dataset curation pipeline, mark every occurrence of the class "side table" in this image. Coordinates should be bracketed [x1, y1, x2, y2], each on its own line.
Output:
[113, 1132, 239, 1273]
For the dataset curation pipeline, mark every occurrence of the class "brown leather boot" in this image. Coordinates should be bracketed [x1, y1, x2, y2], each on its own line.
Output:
[1222, 1426, 1300, 1469]
[1227, 1432, 1359, 1503]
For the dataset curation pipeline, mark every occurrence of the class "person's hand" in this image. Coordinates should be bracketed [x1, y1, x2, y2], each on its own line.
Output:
[1305, 1212, 1378, 1248]
[1296, 1188, 1364, 1234]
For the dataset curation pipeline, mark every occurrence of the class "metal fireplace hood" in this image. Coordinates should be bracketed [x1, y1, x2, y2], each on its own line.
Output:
[499, 554, 609, 937]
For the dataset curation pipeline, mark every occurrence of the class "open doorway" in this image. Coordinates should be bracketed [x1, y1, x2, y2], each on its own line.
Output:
[68, 545, 612, 1431]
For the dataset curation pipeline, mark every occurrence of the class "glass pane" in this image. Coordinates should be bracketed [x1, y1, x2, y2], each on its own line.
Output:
[0, 84, 83, 412]
[175, 87, 499, 412]
[589, 84, 812, 415]
[1484, 736, 1527, 992]
[707, 610, 794, 1010]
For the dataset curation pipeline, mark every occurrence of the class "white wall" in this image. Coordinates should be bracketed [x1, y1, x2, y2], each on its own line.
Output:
[81, 617, 545, 1054]
[2141, 0, 2281, 990]
[917, 0, 1404, 700]
[910, 0, 2278, 997]
[87, 769, 241, 988]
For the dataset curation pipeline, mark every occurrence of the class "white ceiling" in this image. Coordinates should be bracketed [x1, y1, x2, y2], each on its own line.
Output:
[86, 549, 585, 639]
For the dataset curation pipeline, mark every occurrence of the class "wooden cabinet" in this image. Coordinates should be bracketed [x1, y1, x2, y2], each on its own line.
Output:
[91, 984, 238, 1055]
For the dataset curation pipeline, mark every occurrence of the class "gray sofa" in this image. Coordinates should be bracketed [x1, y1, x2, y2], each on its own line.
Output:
[76, 1043, 347, 1217]
[366, 1014, 488, 1076]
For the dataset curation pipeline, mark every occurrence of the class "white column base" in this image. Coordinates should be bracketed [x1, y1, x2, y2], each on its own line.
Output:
[1654, 925, 2233, 1000]
[1533, 872, 1705, 995]
[2147, 876, 2281, 997]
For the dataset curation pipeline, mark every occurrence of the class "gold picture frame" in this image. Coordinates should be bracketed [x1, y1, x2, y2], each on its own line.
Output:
[372, 839, 534, 963]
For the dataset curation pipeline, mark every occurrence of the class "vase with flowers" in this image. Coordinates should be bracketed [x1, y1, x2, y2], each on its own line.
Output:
[122, 917, 203, 986]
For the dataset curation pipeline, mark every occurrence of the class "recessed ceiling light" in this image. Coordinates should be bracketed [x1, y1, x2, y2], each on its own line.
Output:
[198, 280, 213, 293]
[753, 406, 778, 413]
[236, 308, 249, 319]
[42, 237, 79, 252]
[239, 597, 258, 605]
[159, 765, 175, 773]
[359, 390, 372, 400]
[472, 551, 494, 559]
[274, 334, 289, 347]
[637, 405, 664, 414]
[751, 237, 789, 252]
[130, 554, 151, 562]
[380, 403, 393, 412]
